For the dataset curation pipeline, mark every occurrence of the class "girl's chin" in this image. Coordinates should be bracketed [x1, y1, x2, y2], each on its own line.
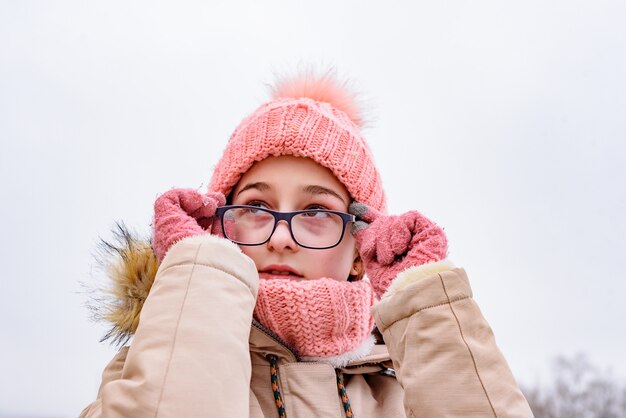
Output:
[258, 272, 306, 281]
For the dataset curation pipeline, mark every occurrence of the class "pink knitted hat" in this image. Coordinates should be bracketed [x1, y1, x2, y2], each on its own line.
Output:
[209, 72, 386, 212]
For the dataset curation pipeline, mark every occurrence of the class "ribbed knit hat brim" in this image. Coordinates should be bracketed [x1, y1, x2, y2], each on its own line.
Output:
[209, 74, 386, 212]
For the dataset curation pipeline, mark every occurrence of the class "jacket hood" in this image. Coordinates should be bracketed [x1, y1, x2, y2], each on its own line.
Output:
[88, 224, 159, 346]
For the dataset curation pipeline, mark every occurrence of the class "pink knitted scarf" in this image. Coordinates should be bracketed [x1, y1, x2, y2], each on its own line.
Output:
[254, 278, 376, 363]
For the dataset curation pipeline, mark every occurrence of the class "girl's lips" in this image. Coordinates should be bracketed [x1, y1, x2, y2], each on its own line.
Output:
[259, 264, 304, 280]
[259, 272, 305, 281]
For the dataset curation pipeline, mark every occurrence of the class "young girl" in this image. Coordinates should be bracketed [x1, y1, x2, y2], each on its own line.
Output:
[81, 73, 533, 417]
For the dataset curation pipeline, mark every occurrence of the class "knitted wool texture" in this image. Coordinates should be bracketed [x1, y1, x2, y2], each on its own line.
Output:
[350, 203, 448, 299]
[209, 77, 386, 213]
[254, 278, 375, 357]
[153, 189, 225, 262]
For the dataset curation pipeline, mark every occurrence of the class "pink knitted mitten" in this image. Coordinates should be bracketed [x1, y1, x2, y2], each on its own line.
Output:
[153, 188, 226, 262]
[349, 202, 448, 299]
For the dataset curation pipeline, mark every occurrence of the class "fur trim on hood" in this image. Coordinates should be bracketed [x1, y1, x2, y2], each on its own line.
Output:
[86, 223, 158, 346]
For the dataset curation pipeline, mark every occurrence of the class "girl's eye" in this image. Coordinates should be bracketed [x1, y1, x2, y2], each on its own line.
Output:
[246, 201, 269, 209]
[305, 204, 326, 210]
[301, 205, 331, 217]
[241, 201, 269, 215]
[302, 207, 330, 218]
[303, 211, 325, 218]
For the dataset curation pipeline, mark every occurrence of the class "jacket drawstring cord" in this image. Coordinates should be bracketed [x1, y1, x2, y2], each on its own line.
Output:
[336, 369, 354, 418]
[268, 355, 287, 418]
[267, 355, 355, 418]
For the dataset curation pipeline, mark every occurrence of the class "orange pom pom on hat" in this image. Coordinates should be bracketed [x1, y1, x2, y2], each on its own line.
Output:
[209, 72, 387, 213]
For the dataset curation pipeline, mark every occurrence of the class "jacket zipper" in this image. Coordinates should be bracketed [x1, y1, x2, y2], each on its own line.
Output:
[251, 319, 300, 361]
[346, 362, 396, 377]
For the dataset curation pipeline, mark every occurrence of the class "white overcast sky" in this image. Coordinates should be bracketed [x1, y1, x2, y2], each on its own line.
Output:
[1, 1, 625, 417]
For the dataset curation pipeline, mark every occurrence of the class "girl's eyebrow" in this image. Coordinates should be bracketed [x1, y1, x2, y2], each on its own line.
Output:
[303, 185, 346, 205]
[236, 182, 271, 196]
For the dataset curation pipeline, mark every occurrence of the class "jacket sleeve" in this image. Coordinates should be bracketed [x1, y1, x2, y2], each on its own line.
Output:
[80, 234, 259, 418]
[372, 264, 533, 418]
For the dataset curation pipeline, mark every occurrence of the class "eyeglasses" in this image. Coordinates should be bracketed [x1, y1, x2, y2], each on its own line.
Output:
[215, 205, 356, 250]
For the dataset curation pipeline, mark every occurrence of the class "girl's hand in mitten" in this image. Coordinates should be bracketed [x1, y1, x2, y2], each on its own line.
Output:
[349, 202, 448, 299]
[153, 188, 226, 262]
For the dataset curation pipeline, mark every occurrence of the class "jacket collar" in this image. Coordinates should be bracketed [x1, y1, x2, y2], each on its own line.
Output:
[249, 320, 298, 363]
[249, 322, 391, 368]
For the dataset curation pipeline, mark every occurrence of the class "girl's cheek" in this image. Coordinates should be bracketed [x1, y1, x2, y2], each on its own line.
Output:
[316, 250, 354, 281]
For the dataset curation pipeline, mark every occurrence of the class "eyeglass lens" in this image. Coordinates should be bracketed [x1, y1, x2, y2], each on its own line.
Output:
[222, 207, 345, 248]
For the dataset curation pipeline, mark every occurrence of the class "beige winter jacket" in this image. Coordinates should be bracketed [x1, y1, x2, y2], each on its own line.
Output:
[80, 234, 533, 418]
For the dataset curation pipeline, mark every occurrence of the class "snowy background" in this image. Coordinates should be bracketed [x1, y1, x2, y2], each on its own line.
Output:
[1, 1, 625, 417]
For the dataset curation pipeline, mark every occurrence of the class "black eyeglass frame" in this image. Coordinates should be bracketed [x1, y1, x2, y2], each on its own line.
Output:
[215, 205, 356, 250]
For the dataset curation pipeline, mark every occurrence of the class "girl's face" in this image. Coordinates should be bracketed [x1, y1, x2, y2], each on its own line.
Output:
[231, 155, 359, 282]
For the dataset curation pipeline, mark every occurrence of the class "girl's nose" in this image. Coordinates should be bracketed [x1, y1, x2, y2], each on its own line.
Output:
[267, 220, 299, 253]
